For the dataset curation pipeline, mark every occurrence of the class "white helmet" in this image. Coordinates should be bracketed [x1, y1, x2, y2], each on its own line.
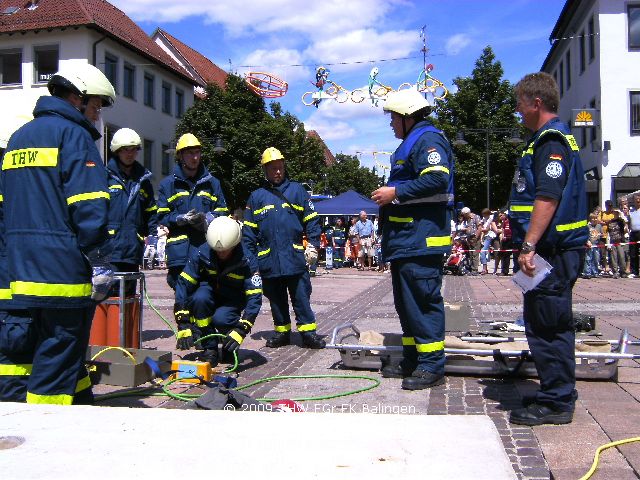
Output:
[0, 114, 32, 149]
[206, 216, 242, 252]
[111, 128, 142, 152]
[383, 88, 432, 116]
[48, 63, 116, 107]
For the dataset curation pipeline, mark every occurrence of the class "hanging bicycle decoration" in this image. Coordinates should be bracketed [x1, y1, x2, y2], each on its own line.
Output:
[301, 66, 350, 107]
[245, 71, 289, 98]
[351, 67, 395, 106]
[398, 64, 448, 102]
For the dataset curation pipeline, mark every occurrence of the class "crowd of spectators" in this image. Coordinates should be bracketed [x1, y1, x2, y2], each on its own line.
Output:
[447, 193, 640, 278]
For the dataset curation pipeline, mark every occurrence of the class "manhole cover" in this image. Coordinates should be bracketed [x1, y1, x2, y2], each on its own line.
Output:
[0, 436, 25, 450]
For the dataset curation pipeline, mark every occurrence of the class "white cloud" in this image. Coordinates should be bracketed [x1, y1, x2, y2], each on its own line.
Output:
[302, 98, 386, 142]
[445, 33, 472, 56]
[303, 119, 357, 142]
[236, 49, 310, 86]
[304, 29, 418, 72]
[110, 0, 396, 38]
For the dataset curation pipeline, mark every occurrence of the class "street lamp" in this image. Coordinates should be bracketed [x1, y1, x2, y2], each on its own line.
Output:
[453, 127, 523, 209]
[212, 135, 226, 154]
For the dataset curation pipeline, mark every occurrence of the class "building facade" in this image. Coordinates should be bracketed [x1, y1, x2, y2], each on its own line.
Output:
[0, 0, 198, 188]
[542, 0, 640, 208]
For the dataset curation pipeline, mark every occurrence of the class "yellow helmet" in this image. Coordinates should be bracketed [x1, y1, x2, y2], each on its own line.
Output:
[261, 147, 285, 165]
[176, 133, 202, 154]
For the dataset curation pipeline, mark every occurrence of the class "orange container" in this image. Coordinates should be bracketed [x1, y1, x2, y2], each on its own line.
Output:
[89, 296, 141, 348]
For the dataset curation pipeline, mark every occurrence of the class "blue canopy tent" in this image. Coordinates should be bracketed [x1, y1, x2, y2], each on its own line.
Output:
[313, 189, 379, 216]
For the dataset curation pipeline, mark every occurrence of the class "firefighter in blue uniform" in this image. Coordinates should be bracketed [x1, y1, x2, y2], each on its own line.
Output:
[157, 133, 228, 320]
[371, 89, 454, 390]
[0, 64, 116, 405]
[332, 217, 346, 268]
[174, 216, 262, 365]
[508, 72, 588, 426]
[107, 128, 158, 290]
[0, 115, 34, 402]
[243, 147, 325, 349]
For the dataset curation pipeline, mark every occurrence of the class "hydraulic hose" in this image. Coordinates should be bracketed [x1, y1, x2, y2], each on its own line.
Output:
[579, 436, 640, 480]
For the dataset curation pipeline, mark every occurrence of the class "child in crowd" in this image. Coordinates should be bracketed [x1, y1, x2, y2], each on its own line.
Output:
[582, 213, 602, 278]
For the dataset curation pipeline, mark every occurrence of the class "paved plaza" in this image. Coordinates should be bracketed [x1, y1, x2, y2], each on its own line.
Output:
[91, 266, 640, 480]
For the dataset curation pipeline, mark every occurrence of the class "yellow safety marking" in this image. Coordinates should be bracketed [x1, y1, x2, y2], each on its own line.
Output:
[2, 148, 58, 170]
[180, 271, 198, 285]
[167, 191, 189, 203]
[11, 281, 91, 298]
[426, 236, 452, 247]
[416, 341, 445, 353]
[67, 191, 110, 205]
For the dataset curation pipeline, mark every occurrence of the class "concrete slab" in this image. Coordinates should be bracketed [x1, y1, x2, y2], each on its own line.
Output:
[0, 402, 516, 480]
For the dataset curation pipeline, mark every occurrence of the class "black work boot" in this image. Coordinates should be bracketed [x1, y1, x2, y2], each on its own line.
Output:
[266, 332, 291, 348]
[381, 363, 414, 379]
[301, 332, 326, 349]
[401, 370, 445, 390]
[198, 348, 219, 367]
[509, 403, 573, 426]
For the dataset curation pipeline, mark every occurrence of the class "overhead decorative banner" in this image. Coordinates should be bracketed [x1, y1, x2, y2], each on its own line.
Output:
[245, 72, 288, 98]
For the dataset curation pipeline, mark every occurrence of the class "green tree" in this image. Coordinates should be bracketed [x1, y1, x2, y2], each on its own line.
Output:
[175, 74, 326, 211]
[319, 153, 383, 197]
[435, 46, 523, 211]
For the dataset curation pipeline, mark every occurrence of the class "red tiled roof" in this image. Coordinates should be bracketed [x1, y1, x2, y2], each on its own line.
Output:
[0, 0, 196, 85]
[154, 28, 227, 89]
[307, 130, 336, 166]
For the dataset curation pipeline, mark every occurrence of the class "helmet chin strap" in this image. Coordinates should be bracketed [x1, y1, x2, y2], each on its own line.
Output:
[402, 117, 408, 138]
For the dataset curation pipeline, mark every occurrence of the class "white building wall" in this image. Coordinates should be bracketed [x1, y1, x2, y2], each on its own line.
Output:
[93, 32, 195, 187]
[598, 0, 640, 202]
[544, 0, 640, 205]
[0, 27, 196, 189]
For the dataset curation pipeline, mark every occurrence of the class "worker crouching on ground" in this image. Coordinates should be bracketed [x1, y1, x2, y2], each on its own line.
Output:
[372, 88, 455, 390]
[174, 216, 262, 366]
[157, 133, 228, 322]
[0, 64, 116, 405]
[243, 147, 325, 349]
[107, 128, 158, 292]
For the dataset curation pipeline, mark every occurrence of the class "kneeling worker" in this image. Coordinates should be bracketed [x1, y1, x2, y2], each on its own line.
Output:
[174, 216, 262, 365]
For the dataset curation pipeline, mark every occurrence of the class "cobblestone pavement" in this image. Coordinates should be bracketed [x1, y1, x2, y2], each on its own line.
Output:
[95, 268, 640, 480]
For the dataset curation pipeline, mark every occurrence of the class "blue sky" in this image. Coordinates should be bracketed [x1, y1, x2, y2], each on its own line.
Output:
[111, 0, 566, 170]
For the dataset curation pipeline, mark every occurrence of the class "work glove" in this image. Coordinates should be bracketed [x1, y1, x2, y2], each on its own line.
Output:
[85, 247, 116, 302]
[190, 212, 207, 232]
[175, 310, 199, 350]
[176, 209, 202, 227]
[222, 319, 253, 353]
[91, 265, 115, 302]
[304, 245, 318, 266]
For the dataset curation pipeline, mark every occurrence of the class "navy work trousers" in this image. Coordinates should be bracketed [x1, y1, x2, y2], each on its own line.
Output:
[262, 273, 316, 331]
[25, 306, 95, 405]
[523, 248, 583, 412]
[0, 309, 35, 402]
[391, 255, 445, 375]
[186, 283, 242, 349]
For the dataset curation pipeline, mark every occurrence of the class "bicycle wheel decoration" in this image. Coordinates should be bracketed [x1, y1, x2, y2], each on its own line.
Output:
[245, 72, 288, 98]
[398, 64, 448, 101]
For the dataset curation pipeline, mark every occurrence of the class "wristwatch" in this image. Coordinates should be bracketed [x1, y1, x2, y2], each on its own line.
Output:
[520, 241, 536, 254]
